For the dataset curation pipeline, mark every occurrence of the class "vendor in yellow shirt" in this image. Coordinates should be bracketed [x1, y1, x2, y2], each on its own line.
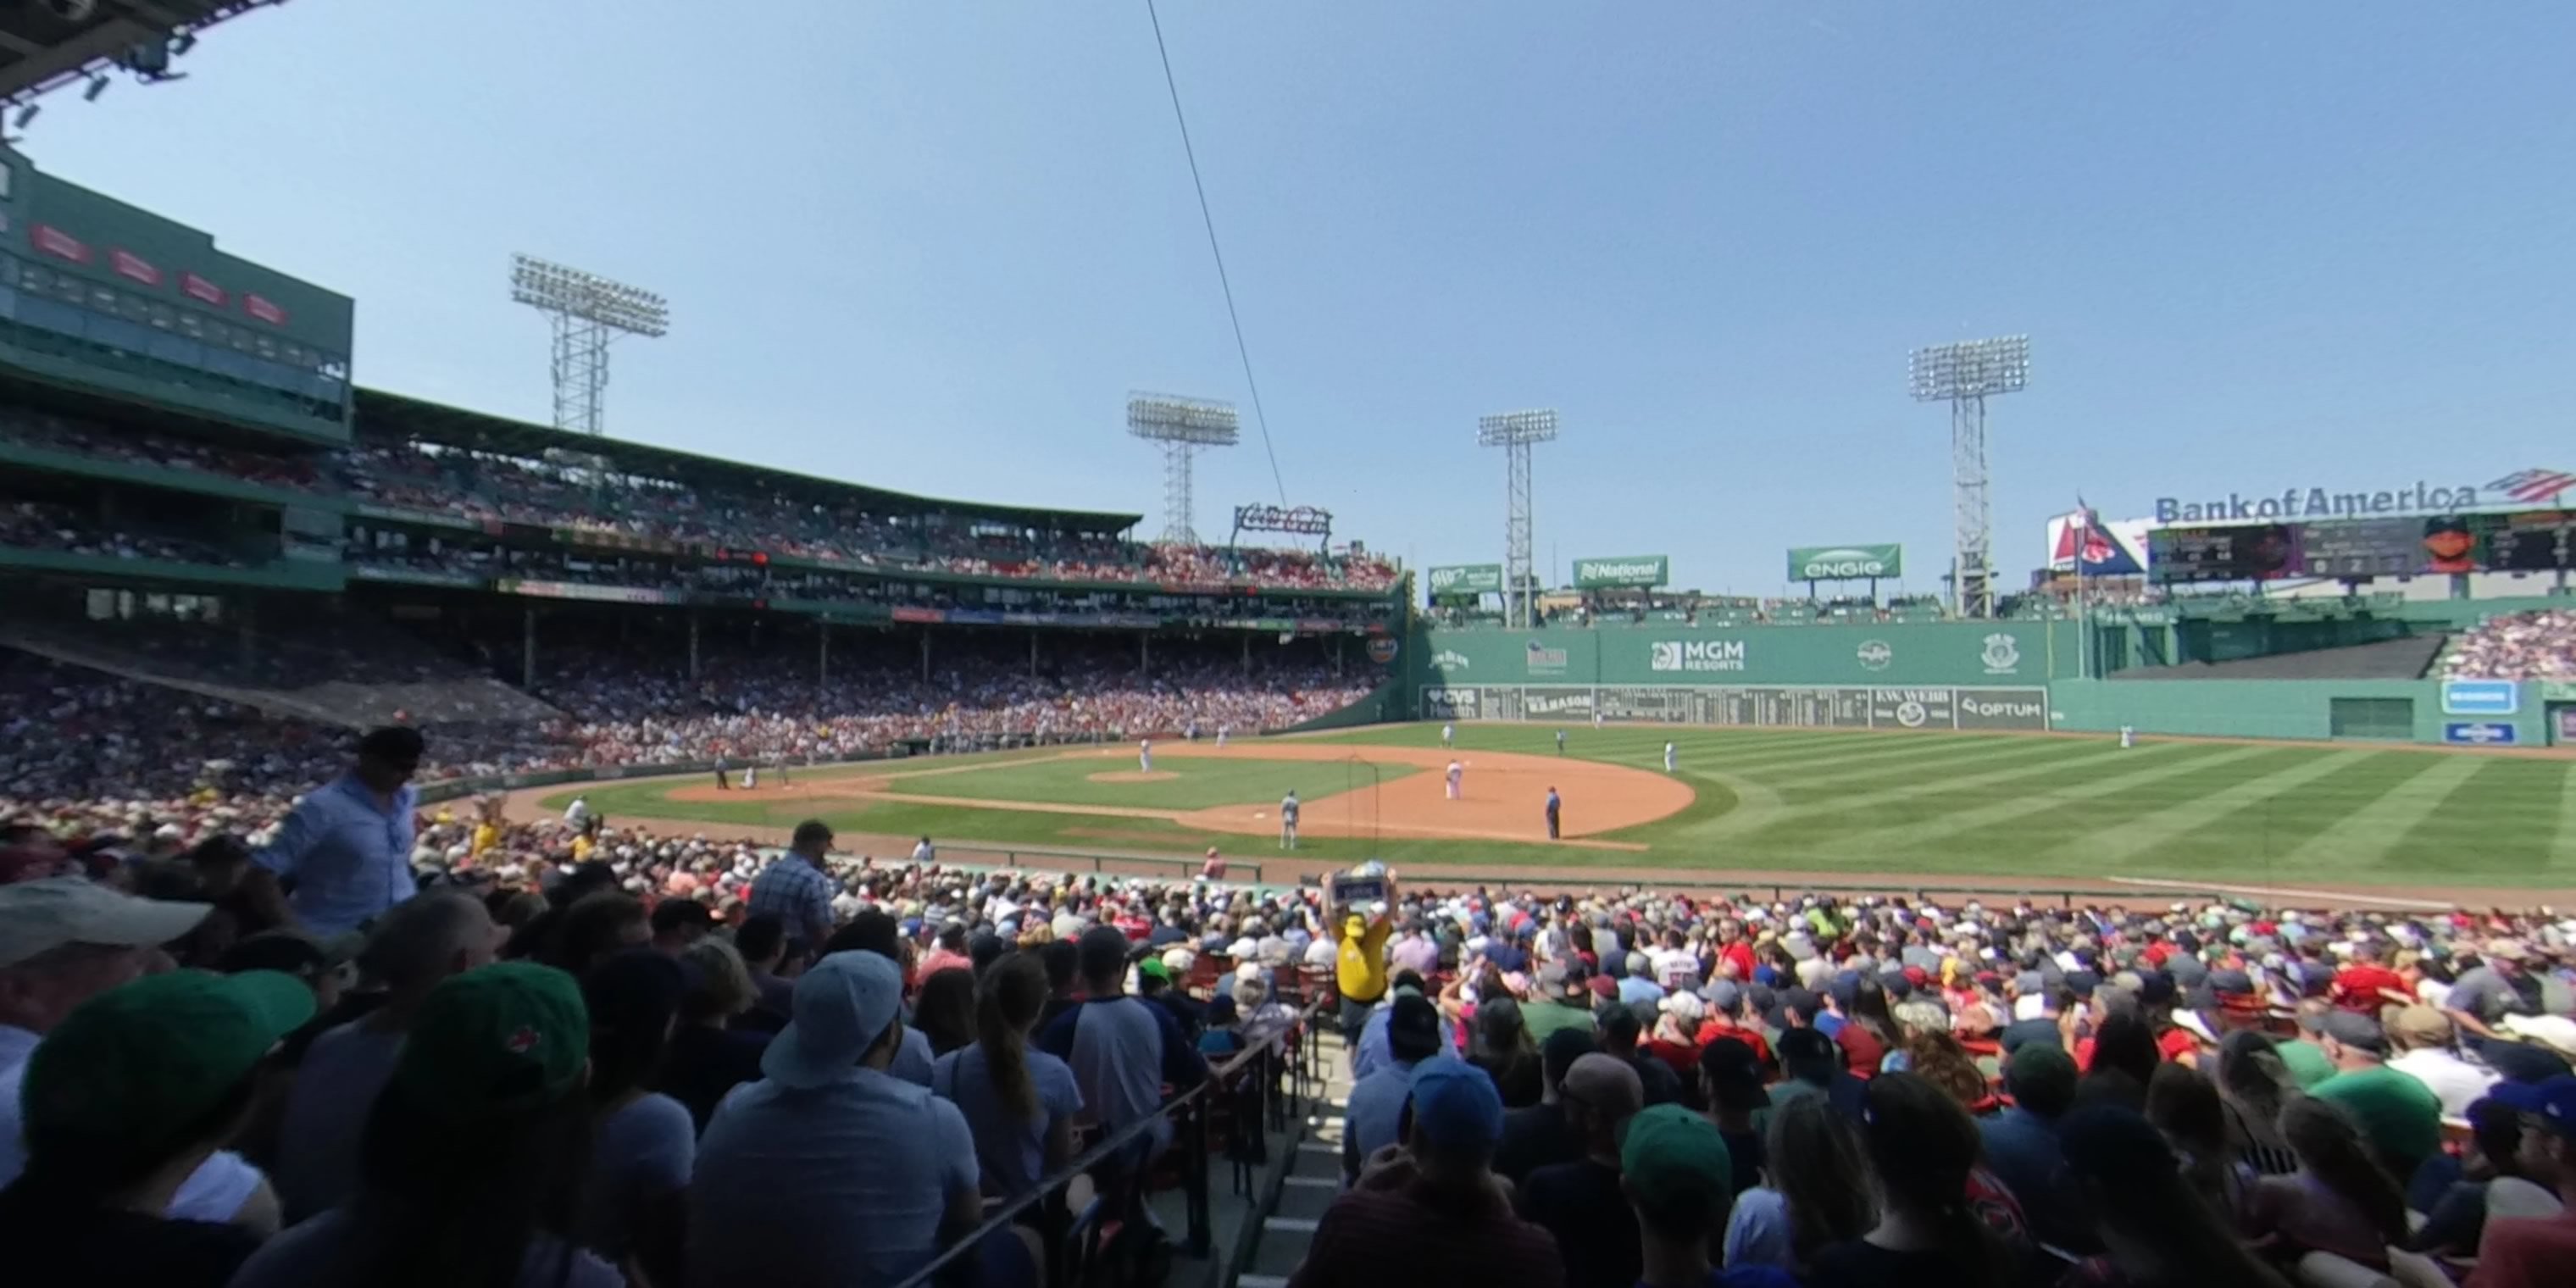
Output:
[1330, 874, 1399, 1045]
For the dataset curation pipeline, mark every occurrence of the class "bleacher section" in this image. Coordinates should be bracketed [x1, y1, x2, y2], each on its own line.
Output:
[2108, 632, 2450, 681]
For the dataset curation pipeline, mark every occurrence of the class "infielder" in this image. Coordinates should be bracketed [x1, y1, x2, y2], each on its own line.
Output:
[1442, 722, 1455, 749]
[1663, 741, 1677, 774]
[1216, 724, 1230, 749]
[1280, 790, 1300, 848]
[1446, 759, 1463, 800]
[1555, 728, 1566, 756]
[1139, 738, 1153, 773]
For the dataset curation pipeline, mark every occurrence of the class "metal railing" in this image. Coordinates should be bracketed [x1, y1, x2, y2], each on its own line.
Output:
[890, 991, 1332, 1288]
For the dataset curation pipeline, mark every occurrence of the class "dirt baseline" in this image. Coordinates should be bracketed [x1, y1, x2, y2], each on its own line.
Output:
[661, 741, 1695, 850]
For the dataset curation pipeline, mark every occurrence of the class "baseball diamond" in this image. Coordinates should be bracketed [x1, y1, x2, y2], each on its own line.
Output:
[521, 721, 2576, 891]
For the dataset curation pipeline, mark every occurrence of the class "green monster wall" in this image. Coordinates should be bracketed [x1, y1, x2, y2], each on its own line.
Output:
[1418, 622, 2081, 689]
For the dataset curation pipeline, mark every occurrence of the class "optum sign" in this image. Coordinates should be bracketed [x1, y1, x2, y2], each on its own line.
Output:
[1788, 543, 1903, 580]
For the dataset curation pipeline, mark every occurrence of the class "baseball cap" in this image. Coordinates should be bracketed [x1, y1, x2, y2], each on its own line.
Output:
[0, 876, 210, 968]
[2486, 1074, 2576, 1138]
[1698, 1036, 1772, 1111]
[2323, 1011, 2390, 1057]
[19, 969, 314, 1163]
[392, 963, 589, 1120]
[1701, 980, 1743, 1014]
[1560, 1052, 1645, 1121]
[1619, 1103, 1732, 1216]
[1406, 1056, 1505, 1152]
[1539, 1025, 1598, 1083]
[765, 951, 905, 1089]
[2501, 1013, 2576, 1058]
[2389, 1005, 2454, 1048]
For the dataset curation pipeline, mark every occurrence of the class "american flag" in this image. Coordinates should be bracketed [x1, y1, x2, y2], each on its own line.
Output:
[2486, 469, 2576, 503]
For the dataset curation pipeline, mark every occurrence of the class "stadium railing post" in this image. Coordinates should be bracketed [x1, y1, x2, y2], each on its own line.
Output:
[1185, 1096, 1213, 1257]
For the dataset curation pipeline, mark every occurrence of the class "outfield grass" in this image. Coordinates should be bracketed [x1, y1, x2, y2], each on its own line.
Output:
[544, 726, 2576, 886]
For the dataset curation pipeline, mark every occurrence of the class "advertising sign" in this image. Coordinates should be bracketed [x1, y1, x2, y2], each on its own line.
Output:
[1425, 564, 1505, 597]
[1573, 555, 1669, 589]
[1787, 544, 1903, 580]
[2441, 680, 2518, 716]
[2149, 470, 2576, 524]
[1424, 684, 2048, 731]
[2443, 722, 2518, 747]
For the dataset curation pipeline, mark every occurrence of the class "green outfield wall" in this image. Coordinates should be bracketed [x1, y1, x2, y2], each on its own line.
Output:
[2051, 678, 2571, 747]
[1418, 621, 2080, 689]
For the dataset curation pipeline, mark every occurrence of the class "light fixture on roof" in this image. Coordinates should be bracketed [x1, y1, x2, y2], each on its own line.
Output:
[510, 253, 672, 439]
[82, 75, 108, 102]
[13, 103, 37, 129]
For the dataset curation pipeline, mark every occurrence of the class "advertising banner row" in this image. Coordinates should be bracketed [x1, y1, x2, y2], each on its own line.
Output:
[1421, 621, 2061, 689]
[1419, 685, 2051, 731]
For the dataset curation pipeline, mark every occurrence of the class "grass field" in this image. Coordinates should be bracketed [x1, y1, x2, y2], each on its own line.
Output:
[544, 725, 2576, 888]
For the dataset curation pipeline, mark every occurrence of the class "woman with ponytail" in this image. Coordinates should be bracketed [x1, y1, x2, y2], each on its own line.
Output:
[1808, 1072, 2030, 1288]
[930, 952, 1085, 1198]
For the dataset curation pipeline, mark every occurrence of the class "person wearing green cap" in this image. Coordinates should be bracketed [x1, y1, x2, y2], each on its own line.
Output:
[227, 962, 620, 1288]
[1622, 1102, 1796, 1288]
[0, 968, 314, 1285]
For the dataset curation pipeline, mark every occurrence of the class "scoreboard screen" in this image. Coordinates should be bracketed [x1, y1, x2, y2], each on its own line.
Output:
[2150, 524, 2302, 583]
[2151, 510, 2576, 583]
[2485, 510, 2576, 572]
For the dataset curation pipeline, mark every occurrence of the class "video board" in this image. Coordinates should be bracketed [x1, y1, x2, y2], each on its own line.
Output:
[2150, 512, 2576, 583]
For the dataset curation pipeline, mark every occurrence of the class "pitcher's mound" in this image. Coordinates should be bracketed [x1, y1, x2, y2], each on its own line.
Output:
[1088, 770, 1179, 783]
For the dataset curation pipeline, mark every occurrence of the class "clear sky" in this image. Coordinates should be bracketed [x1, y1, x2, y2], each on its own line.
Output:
[30, 2, 2576, 595]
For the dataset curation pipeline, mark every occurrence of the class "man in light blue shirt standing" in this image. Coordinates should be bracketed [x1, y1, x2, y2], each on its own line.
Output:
[1342, 994, 1445, 1184]
[250, 727, 423, 935]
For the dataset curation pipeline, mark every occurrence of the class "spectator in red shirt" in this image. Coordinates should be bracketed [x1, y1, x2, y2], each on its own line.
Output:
[1695, 980, 1774, 1073]
[1835, 978, 1897, 1080]
[2330, 943, 2410, 1016]
[1290, 1056, 1563, 1288]
[915, 922, 973, 980]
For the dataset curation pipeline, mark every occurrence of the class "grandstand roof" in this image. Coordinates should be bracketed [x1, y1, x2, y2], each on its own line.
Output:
[354, 388, 1145, 536]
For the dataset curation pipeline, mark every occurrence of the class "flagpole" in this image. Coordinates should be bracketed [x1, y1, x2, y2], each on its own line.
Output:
[2075, 504, 2090, 681]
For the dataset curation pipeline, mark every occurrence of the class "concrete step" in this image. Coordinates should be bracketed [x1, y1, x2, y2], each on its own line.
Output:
[1274, 1175, 1340, 1222]
[1245, 1217, 1318, 1280]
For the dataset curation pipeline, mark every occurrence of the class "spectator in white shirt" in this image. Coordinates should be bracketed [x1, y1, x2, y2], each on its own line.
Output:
[2384, 1005, 2497, 1120]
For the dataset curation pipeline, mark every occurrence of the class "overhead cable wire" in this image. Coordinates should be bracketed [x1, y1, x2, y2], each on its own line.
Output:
[1143, 0, 1287, 505]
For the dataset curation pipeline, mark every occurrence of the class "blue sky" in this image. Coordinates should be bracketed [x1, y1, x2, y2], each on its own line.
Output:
[31, 2, 2576, 595]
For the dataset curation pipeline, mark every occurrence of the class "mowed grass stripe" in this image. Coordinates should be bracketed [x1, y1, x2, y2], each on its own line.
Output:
[2362, 758, 2573, 879]
[1676, 732, 2071, 782]
[1708, 742, 2144, 839]
[1809, 744, 2279, 860]
[1919, 746, 2314, 867]
[2272, 756, 2488, 870]
[1761, 740, 2101, 806]
[2052, 749, 2381, 869]
[2558, 767, 2576, 871]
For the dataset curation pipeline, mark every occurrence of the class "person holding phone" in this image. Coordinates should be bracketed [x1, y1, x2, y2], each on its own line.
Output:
[1330, 875, 1400, 1053]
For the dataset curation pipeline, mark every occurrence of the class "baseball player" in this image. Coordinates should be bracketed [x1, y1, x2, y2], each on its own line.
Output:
[2120, 724, 2135, 749]
[1555, 728, 1566, 756]
[1442, 722, 1455, 749]
[1663, 741, 1677, 774]
[1446, 758, 1463, 800]
[1139, 738, 1153, 773]
[1592, 711, 1603, 730]
[1280, 790, 1300, 848]
[1216, 724, 1230, 749]
[1545, 786, 1562, 841]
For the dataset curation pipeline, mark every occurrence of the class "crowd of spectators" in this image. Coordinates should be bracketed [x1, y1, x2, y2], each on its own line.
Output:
[0, 408, 327, 491]
[2443, 610, 2576, 681]
[0, 501, 247, 567]
[5, 725, 2576, 1287]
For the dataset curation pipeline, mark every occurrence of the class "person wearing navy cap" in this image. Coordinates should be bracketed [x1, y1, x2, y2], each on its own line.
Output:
[1290, 1057, 1562, 1287]
[2469, 1076, 2576, 1288]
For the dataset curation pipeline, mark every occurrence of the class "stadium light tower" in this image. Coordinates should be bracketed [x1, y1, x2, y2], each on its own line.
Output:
[1909, 336, 2029, 619]
[510, 254, 670, 438]
[1478, 408, 1559, 630]
[1126, 392, 1239, 544]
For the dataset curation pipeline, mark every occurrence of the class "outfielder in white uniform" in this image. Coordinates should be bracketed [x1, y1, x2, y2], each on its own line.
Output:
[1216, 724, 1230, 749]
[1593, 711, 1603, 730]
[1446, 759, 1463, 800]
[1442, 723, 1455, 748]
[1280, 791, 1300, 848]
[1139, 739, 1153, 773]
[1664, 742, 1677, 774]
